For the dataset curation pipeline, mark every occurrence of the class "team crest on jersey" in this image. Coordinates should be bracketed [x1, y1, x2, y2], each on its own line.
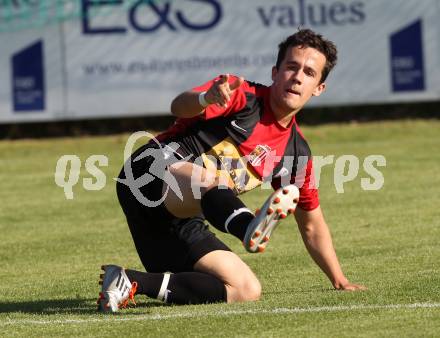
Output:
[248, 144, 271, 166]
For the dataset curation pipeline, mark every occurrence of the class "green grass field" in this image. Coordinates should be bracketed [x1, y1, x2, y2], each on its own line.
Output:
[1, 119, 439, 337]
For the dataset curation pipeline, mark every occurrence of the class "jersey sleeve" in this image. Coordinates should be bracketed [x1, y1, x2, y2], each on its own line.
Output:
[192, 75, 250, 120]
[296, 158, 320, 211]
[271, 158, 320, 211]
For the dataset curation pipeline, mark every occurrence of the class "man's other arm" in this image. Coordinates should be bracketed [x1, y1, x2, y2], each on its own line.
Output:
[294, 205, 366, 291]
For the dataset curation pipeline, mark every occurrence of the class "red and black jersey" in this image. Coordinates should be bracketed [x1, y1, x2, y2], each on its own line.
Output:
[155, 75, 319, 211]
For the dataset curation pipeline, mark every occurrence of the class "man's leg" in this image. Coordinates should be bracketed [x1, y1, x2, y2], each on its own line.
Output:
[164, 161, 299, 253]
[124, 251, 261, 304]
[122, 215, 261, 305]
[98, 252, 260, 309]
[163, 161, 255, 241]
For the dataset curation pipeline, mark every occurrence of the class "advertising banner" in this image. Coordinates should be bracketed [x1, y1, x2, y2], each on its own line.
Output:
[0, 24, 65, 123]
[0, 0, 439, 123]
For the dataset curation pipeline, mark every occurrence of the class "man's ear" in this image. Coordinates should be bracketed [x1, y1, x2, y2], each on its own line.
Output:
[312, 82, 326, 97]
[271, 66, 277, 82]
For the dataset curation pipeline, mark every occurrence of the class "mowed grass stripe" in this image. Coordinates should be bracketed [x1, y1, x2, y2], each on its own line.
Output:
[1, 302, 439, 326]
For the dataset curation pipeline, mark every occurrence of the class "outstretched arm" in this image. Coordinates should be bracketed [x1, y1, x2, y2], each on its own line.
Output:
[294, 205, 366, 291]
[170, 74, 244, 118]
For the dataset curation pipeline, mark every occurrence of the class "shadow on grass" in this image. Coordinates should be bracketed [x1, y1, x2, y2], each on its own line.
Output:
[0, 298, 167, 315]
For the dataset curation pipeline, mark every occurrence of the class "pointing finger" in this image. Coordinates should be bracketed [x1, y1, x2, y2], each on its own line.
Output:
[218, 74, 229, 85]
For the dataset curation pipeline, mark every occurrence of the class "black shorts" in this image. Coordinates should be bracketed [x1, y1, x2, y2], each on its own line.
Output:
[116, 143, 231, 273]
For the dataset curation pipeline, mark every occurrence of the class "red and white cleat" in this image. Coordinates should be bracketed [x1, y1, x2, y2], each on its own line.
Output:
[243, 185, 299, 253]
[97, 265, 137, 313]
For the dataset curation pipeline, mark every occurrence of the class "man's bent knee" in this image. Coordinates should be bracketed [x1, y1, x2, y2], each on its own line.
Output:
[229, 276, 262, 302]
[194, 250, 261, 303]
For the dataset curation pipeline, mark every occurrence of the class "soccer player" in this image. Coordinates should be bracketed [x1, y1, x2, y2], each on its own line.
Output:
[97, 29, 366, 312]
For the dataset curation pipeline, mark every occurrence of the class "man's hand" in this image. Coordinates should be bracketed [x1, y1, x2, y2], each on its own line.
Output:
[170, 74, 244, 118]
[334, 281, 367, 291]
[205, 74, 244, 108]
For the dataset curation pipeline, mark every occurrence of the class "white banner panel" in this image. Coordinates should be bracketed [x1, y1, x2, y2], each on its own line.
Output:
[1, 0, 439, 123]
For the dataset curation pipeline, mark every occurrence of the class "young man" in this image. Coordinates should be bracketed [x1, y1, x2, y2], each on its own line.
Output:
[97, 29, 366, 312]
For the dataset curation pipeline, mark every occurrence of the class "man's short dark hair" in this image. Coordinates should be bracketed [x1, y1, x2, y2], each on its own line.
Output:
[276, 29, 338, 83]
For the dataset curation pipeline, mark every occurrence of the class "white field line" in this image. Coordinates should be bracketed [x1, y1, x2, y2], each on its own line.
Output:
[1, 302, 439, 327]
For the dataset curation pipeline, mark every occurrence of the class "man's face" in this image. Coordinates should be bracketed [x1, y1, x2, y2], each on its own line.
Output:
[271, 46, 327, 115]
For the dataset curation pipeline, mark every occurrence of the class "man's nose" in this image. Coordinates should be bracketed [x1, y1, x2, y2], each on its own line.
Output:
[291, 70, 304, 84]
